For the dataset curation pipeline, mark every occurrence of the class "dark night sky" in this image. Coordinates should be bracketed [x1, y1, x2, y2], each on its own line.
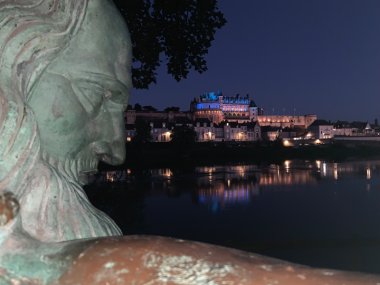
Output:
[130, 0, 380, 122]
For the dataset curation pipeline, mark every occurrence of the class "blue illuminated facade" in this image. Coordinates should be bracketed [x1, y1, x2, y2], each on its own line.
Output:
[195, 91, 222, 111]
[191, 91, 259, 123]
[196, 102, 220, 110]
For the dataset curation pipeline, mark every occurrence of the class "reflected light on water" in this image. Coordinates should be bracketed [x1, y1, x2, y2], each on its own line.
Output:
[259, 171, 315, 186]
[95, 160, 380, 214]
[86, 160, 380, 274]
[161, 169, 173, 178]
[284, 160, 291, 173]
[209, 169, 214, 180]
[322, 162, 327, 177]
[101, 160, 380, 194]
[316, 160, 321, 171]
[333, 163, 338, 180]
[197, 182, 257, 210]
[366, 167, 371, 180]
[224, 188, 250, 203]
[199, 166, 216, 174]
[236, 166, 246, 177]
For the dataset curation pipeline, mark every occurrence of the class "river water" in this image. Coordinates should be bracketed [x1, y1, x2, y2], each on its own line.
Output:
[85, 159, 380, 274]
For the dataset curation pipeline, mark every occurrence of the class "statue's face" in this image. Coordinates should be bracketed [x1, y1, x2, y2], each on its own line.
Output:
[28, 0, 131, 184]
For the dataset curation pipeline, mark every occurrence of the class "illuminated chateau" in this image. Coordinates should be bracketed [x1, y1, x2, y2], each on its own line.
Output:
[125, 90, 319, 142]
[190, 91, 316, 129]
[190, 91, 261, 124]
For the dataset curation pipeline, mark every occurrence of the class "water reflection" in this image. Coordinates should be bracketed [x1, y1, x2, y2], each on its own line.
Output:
[86, 159, 380, 274]
[366, 167, 371, 180]
[315, 161, 379, 181]
[151, 168, 173, 179]
[95, 160, 380, 211]
[259, 170, 316, 186]
[195, 178, 259, 211]
[333, 163, 338, 180]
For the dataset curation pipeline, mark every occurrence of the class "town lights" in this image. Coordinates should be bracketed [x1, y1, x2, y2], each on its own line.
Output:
[283, 139, 293, 147]
[164, 131, 172, 142]
[106, 172, 115, 182]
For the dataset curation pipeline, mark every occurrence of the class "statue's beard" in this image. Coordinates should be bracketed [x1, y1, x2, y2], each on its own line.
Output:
[41, 150, 98, 185]
[17, 149, 122, 242]
[0, 103, 121, 242]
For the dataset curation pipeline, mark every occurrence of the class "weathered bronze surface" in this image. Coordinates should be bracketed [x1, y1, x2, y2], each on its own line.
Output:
[0, 0, 379, 284]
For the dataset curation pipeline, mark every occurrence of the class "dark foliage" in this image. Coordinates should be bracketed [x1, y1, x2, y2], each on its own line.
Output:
[170, 125, 197, 145]
[133, 119, 152, 143]
[164, 106, 180, 112]
[134, 103, 142, 111]
[113, 0, 226, 89]
[142, 105, 157, 111]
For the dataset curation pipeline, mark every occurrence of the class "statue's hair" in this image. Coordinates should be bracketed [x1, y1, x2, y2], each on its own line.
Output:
[0, 0, 123, 241]
[0, 0, 88, 196]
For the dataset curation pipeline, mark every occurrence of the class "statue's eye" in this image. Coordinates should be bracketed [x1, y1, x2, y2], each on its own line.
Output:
[107, 89, 127, 106]
[71, 80, 107, 115]
[69, 73, 129, 114]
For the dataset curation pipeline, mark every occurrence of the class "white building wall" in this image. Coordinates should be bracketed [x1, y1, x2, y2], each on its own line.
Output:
[333, 128, 353, 136]
[258, 115, 317, 129]
[310, 125, 334, 139]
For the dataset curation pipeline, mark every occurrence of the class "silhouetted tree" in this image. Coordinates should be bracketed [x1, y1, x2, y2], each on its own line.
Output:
[164, 106, 180, 112]
[134, 103, 142, 111]
[142, 105, 157, 111]
[170, 125, 197, 146]
[114, 0, 226, 88]
[133, 119, 152, 144]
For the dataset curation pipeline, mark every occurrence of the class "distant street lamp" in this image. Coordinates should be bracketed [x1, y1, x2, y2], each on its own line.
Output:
[283, 139, 292, 147]
[165, 131, 171, 141]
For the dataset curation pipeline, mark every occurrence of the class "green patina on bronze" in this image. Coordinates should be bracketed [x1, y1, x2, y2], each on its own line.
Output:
[0, 0, 380, 284]
[0, 0, 130, 243]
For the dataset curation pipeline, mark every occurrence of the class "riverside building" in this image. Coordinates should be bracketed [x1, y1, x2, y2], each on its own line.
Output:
[125, 91, 318, 142]
[190, 91, 261, 124]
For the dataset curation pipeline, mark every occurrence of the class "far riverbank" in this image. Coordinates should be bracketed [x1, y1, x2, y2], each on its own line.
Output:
[99, 140, 380, 170]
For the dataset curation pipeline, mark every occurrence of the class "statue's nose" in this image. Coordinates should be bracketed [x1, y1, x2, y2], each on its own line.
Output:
[91, 106, 126, 165]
